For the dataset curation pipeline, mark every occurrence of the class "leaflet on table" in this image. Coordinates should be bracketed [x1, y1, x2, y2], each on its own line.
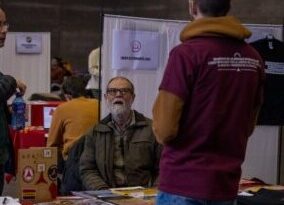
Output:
[0, 197, 21, 205]
[72, 187, 157, 200]
[108, 197, 154, 205]
[110, 187, 157, 198]
[35, 196, 114, 205]
[72, 190, 130, 200]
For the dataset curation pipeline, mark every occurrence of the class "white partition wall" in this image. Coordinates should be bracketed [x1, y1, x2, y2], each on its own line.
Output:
[242, 126, 281, 184]
[0, 32, 50, 101]
[101, 14, 187, 118]
[101, 15, 283, 117]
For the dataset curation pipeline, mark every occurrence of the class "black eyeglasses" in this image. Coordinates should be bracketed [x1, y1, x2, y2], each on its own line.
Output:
[106, 88, 133, 96]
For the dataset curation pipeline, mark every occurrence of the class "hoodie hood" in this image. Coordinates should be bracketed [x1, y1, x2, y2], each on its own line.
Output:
[180, 16, 251, 42]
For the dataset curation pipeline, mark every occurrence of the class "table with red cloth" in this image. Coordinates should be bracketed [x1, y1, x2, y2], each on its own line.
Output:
[6, 127, 47, 181]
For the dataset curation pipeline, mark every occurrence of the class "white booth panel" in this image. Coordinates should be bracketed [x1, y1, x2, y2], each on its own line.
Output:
[242, 126, 280, 184]
[0, 32, 50, 102]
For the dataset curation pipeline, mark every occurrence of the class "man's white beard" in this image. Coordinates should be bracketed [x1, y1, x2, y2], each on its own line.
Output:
[107, 100, 131, 119]
[110, 104, 128, 116]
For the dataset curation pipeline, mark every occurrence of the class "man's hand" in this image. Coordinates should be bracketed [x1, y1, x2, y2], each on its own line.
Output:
[16, 80, 27, 95]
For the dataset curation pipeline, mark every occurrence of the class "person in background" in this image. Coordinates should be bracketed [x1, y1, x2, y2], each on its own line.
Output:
[80, 76, 161, 190]
[63, 60, 73, 77]
[0, 7, 26, 195]
[47, 76, 99, 171]
[50, 57, 72, 94]
[152, 0, 265, 204]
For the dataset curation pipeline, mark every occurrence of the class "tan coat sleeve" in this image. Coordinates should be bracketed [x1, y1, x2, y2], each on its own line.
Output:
[152, 90, 184, 145]
[46, 108, 64, 150]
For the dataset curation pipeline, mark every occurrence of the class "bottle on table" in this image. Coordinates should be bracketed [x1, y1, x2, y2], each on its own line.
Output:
[11, 92, 26, 130]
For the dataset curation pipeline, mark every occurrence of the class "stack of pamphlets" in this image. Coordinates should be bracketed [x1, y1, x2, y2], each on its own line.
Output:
[71, 187, 157, 205]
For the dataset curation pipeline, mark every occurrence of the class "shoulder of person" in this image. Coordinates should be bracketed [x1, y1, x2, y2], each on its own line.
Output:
[134, 110, 152, 124]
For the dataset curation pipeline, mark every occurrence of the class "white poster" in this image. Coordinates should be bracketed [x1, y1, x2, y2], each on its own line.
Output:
[112, 30, 160, 70]
[43, 106, 56, 129]
[16, 33, 42, 54]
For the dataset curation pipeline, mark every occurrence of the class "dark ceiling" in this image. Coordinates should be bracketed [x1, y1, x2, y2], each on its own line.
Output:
[1, 0, 283, 72]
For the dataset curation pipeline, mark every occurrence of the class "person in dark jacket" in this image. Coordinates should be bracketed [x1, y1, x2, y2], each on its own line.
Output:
[80, 76, 162, 190]
[61, 135, 86, 195]
[0, 7, 26, 195]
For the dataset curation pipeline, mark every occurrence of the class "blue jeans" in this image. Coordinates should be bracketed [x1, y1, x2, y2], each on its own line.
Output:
[156, 191, 237, 205]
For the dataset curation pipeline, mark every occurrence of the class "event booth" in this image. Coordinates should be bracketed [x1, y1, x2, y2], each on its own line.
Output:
[0, 15, 284, 203]
[100, 14, 284, 185]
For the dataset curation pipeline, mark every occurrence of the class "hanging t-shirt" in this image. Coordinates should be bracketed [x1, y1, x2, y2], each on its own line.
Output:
[250, 37, 284, 125]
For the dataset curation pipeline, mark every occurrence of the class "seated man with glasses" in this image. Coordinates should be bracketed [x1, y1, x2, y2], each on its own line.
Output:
[79, 76, 162, 190]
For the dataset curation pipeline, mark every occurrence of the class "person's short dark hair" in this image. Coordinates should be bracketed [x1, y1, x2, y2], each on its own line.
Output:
[196, 0, 231, 17]
[62, 76, 88, 98]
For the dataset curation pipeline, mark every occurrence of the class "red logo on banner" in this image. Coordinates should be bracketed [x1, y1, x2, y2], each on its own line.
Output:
[22, 166, 35, 183]
[131, 40, 141, 52]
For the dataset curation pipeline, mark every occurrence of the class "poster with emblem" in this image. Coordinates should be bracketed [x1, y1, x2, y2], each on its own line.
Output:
[18, 147, 57, 203]
[112, 30, 160, 70]
[16, 33, 42, 54]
